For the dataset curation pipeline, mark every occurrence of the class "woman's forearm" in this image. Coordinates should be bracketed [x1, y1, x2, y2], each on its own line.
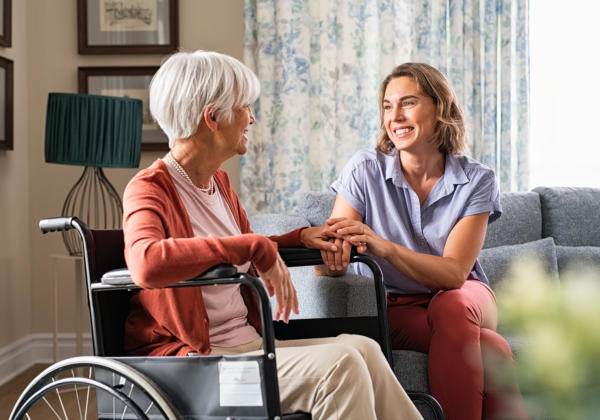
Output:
[383, 241, 468, 290]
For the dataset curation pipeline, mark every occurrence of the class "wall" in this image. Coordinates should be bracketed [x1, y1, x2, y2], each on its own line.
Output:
[0, 0, 30, 349]
[0, 0, 245, 355]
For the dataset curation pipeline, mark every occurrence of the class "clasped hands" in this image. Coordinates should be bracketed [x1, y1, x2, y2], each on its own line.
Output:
[303, 217, 389, 273]
[318, 217, 389, 272]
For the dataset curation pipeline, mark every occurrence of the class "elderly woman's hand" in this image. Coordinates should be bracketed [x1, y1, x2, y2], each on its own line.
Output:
[319, 237, 352, 273]
[257, 253, 299, 323]
[301, 224, 353, 275]
[300, 225, 339, 251]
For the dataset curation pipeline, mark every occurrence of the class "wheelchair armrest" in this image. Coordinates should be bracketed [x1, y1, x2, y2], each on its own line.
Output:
[99, 264, 239, 288]
[185, 263, 239, 280]
[278, 247, 324, 267]
[278, 246, 361, 267]
[95, 264, 277, 357]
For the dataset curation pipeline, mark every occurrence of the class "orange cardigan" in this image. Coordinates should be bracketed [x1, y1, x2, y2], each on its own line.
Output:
[123, 159, 302, 356]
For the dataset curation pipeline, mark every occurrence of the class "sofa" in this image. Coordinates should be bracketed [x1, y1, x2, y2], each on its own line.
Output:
[249, 186, 600, 418]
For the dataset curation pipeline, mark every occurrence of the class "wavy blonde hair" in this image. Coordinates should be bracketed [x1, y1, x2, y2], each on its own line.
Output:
[376, 62, 466, 155]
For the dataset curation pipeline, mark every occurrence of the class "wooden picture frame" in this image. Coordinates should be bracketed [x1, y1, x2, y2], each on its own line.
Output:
[0, 56, 13, 150]
[78, 66, 168, 151]
[0, 0, 11, 47]
[77, 0, 178, 54]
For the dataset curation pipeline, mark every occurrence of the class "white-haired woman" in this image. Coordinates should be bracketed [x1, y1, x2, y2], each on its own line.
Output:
[122, 50, 422, 420]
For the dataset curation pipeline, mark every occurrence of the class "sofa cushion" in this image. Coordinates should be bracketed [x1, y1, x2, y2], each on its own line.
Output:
[556, 246, 600, 273]
[249, 213, 310, 236]
[533, 186, 600, 246]
[392, 350, 430, 393]
[296, 191, 337, 226]
[479, 237, 559, 288]
[483, 192, 542, 249]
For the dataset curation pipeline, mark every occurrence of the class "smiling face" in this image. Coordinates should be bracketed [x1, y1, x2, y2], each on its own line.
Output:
[383, 76, 438, 154]
[219, 104, 255, 156]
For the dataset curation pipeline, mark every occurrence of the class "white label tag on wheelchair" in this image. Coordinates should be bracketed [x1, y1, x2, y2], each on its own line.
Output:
[218, 361, 263, 407]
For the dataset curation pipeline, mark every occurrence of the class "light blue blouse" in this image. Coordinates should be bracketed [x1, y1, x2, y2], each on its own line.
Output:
[331, 148, 502, 295]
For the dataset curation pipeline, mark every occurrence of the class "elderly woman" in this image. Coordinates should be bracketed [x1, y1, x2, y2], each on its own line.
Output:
[321, 63, 528, 420]
[122, 50, 421, 420]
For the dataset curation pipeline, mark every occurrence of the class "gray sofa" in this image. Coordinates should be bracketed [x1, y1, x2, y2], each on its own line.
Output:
[249, 186, 600, 417]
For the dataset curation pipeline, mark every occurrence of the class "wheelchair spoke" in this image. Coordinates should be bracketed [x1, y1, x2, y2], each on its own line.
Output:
[112, 373, 117, 418]
[56, 387, 69, 420]
[42, 395, 65, 419]
[84, 367, 92, 419]
[144, 401, 155, 415]
[70, 369, 84, 420]
[120, 382, 135, 419]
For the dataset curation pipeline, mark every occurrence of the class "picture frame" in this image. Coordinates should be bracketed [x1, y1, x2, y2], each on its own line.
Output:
[78, 66, 168, 151]
[0, 56, 13, 150]
[77, 0, 178, 54]
[0, 0, 11, 47]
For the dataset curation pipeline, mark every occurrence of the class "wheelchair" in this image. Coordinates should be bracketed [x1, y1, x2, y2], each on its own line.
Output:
[10, 216, 444, 419]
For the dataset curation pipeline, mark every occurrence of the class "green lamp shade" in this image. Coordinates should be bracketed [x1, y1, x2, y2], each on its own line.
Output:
[45, 92, 142, 168]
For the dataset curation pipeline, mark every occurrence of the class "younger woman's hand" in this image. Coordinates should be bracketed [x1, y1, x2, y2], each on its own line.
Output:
[326, 218, 392, 258]
[257, 253, 299, 323]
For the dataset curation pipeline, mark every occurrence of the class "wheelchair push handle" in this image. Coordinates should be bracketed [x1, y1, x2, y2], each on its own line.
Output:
[39, 217, 78, 234]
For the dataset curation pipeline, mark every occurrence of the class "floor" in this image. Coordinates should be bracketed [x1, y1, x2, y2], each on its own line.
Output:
[0, 364, 50, 419]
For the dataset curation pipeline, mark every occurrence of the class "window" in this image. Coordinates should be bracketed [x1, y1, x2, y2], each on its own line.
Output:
[529, 0, 600, 188]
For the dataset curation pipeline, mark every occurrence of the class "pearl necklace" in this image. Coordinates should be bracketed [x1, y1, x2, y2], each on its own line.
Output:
[167, 152, 214, 194]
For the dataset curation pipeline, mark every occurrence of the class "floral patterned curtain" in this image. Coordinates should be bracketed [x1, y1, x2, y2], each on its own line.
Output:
[242, 0, 529, 214]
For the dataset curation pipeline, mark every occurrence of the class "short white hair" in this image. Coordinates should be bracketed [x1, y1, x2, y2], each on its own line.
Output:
[149, 50, 260, 147]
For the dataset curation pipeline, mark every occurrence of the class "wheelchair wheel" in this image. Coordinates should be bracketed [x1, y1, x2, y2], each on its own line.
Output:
[10, 356, 179, 420]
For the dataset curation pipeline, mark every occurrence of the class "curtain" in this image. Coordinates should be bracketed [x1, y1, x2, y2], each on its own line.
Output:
[242, 0, 529, 215]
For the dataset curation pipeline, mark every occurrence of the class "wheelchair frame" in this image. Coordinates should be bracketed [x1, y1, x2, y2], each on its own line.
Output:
[10, 216, 444, 419]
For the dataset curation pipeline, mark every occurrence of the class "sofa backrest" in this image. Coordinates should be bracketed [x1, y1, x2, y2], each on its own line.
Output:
[295, 191, 337, 226]
[533, 186, 600, 247]
[249, 213, 310, 236]
[292, 190, 545, 250]
[483, 191, 542, 249]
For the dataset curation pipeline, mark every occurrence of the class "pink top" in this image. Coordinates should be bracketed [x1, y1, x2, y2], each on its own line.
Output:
[164, 158, 260, 347]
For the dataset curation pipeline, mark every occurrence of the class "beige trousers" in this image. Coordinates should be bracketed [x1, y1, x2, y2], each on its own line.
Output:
[211, 334, 422, 420]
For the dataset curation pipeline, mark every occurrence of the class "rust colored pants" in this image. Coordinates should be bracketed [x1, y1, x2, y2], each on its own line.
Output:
[387, 279, 528, 420]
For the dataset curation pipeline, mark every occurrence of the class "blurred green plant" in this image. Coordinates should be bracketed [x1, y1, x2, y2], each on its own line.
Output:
[496, 258, 600, 420]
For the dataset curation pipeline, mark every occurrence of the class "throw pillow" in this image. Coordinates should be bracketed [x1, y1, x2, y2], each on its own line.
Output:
[479, 237, 559, 288]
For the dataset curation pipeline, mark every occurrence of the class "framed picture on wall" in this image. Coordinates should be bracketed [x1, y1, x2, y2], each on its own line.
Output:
[77, 0, 178, 54]
[0, 0, 11, 47]
[0, 56, 13, 150]
[78, 66, 168, 151]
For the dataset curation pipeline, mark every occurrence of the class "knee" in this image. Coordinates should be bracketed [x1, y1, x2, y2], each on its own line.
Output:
[428, 291, 473, 327]
[481, 328, 514, 361]
[327, 343, 371, 382]
[337, 334, 382, 359]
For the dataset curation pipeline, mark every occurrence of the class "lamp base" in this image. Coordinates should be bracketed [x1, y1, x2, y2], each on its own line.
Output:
[61, 167, 122, 256]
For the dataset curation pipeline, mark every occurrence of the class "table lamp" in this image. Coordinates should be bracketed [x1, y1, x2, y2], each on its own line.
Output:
[45, 92, 142, 256]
